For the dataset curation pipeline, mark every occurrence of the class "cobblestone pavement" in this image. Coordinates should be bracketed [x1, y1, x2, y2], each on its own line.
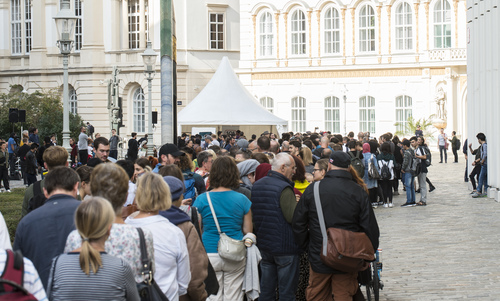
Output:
[5, 151, 500, 300]
[374, 152, 500, 300]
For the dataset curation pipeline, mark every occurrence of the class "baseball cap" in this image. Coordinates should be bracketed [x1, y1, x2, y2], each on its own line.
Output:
[329, 151, 351, 168]
[159, 143, 185, 157]
[163, 176, 185, 202]
[236, 139, 249, 150]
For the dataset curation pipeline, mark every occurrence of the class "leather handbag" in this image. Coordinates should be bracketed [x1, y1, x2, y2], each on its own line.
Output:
[136, 228, 169, 301]
[313, 182, 375, 273]
[207, 192, 246, 262]
[122, 203, 138, 220]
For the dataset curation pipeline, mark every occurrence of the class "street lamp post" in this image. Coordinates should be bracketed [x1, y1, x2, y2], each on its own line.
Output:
[54, 0, 77, 159]
[141, 41, 158, 157]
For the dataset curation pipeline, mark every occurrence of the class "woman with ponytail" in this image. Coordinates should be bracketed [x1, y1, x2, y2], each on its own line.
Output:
[47, 197, 139, 300]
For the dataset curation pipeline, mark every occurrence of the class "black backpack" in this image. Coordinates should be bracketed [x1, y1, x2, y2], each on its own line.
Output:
[419, 146, 432, 167]
[0, 250, 38, 301]
[455, 139, 461, 150]
[27, 181, 47, 214]
[380, 161, 391, 180]
[348, 151, 365, 177]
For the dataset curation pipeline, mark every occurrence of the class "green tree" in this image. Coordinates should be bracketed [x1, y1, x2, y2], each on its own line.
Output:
[0, 88, 84, 143]
[394, 116, 436, 139]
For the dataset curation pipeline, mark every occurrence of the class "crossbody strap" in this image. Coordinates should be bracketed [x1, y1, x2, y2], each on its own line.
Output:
[206, 192, 222, 235]
[313, 182, 328, 257]
[136, 228, 152, 284]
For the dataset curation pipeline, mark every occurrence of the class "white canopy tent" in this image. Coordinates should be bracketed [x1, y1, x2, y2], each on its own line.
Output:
[177, 57, 287, 135]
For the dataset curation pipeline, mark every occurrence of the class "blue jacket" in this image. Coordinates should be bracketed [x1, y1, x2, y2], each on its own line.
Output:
[13, 194, 80, 289]
[251, 171, 300, 255]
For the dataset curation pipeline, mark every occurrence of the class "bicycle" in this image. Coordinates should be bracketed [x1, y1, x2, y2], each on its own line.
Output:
[359, 249, 384, 301]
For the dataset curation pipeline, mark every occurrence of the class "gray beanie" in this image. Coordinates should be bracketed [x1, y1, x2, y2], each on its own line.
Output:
[237, 159, 260, 188]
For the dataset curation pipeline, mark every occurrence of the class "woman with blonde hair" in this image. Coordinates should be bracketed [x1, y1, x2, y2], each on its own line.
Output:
[299, 147, 314, 174]
[125, 172, 191, 301]
[48, 197, 139, 300]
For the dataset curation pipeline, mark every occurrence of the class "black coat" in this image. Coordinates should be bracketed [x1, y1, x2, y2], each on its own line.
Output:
[127, 138, 138, 160]
[292, 169, 380, 274]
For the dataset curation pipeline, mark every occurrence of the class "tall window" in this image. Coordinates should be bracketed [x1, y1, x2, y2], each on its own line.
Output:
[290, 10, 306, 55]
[128, 0, 140, 49]
[359, 5, 376, 52]
[259, 12, 273, 57]
[324, 7, 340, 54]
[324, 96, 340, 133]
[291, 97, 306, 132]
[11, 0, 22, 54]
[69, 89, 78, 115]
[133, 87, 146, 133]
[395, 2, 413, 50]
[359, 96, 375, 133]
[24, 0, 31, 53]
[145, 0, 149, 41]
[260, 96, 274, 113]
[395, 95, 412, 133]
[74, 0, 82, 51]
[209, 13, 224, 50]
[434, 0, 452, 48]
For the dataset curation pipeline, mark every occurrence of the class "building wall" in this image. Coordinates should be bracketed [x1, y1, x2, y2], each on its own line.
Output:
[239, 0, 468, 140]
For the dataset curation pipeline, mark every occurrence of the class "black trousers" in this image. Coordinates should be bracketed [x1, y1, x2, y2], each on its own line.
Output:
[452, 148, 458, 162]
[109, 150, 118, 160]
[0, 166, 9, 190]
[79, 150, 88, 165]
[380, 180, 393, 204]
[469, 164, 482, 190]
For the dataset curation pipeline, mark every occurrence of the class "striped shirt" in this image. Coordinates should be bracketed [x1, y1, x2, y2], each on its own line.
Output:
[47, 252, 139, 301]
[0, 250, 47, 300]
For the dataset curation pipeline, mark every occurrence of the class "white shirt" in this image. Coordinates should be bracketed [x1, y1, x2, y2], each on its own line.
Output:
[0, 212, 11, 250]
[124, 181, 136, 206]
[125, 214, 191, 301]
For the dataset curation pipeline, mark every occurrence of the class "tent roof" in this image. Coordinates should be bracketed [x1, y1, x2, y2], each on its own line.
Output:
[177, 57, 287, 126]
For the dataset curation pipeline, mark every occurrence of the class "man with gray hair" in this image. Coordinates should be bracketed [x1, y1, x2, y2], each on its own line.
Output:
[251, 153, 300, 301]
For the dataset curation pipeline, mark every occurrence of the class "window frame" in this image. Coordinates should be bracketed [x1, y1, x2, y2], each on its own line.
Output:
[357, 4, 376, 53]
[133, 87, 146, 133]
[128, 0, 140, 50]
[259, 96, 274, 113]
[433, 0, 452, 49]
[208, 12, 225, 50]
[395, 95, 413, 133]
[324, 96, 341, 133]
[359, 96, 376, 133]
[291, 96, 307, 133]
[322, 6, 341, 56]
[69, 88, 78, 115]
[74, 0, 83, 52]
[11, 0, 22, 55]
[289, 8, 307, 56]
[394, 1, 413, 52]
[258, 10, 274, 58]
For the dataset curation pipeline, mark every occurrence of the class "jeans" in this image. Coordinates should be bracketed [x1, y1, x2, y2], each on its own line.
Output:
[469, 165, 481, 190]
[477, 164, 488, 194]
[380, 180, 393, 204]
[259, 251, 300, 301]
[403, 172, 416, 204]
[8, 154, 16, 175]
[439, 145, 447, 163]
[109, 149, 118, 160]
[417, 172, 427, 203]
[27, 173, 37, 186]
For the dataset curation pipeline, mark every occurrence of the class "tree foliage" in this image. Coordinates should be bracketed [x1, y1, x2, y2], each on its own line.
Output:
[0, 88, 84, 143]
[394, 116, 436, 139]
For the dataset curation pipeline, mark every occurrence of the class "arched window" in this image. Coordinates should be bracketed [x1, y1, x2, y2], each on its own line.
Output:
[291, 97, 306, 132]
[69, 89, 78, 115]
[133, 87, 146, 132]
[433, 0, 452, 48]
[324, 7, 340, 54]
[260, 96, 274, 113]
[324, 96, 340, 133]
[395, 95, 412, 133]
[259, 12, 274, 57]
[395, 2, 413, 50]
[359, 96, 375, 133]
[359, 5, 376, 52]
[290, 10, 307, 55]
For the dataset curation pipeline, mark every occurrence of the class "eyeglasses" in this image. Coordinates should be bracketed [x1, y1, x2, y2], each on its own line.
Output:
[312, 168, 322, 173]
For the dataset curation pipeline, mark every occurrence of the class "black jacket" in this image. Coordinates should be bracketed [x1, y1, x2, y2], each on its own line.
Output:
[127, 138, 138, 160]
[292, 169, 380, 274]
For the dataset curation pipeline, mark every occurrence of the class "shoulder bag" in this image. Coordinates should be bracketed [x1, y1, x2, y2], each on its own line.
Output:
[368, 154, 380, 179]
[207, 192, 246, 262]
[313, 182, 375, 273]
[136, 228, 169, 301]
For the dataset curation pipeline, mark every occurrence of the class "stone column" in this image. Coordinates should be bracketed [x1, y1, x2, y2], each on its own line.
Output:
[81, 0, 105, 65]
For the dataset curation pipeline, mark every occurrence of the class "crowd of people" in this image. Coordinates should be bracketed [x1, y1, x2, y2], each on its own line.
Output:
[0, 125, 488, 300]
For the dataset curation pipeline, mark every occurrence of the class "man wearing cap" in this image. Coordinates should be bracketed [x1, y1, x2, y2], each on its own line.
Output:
[251, 153, 300, 301]
[292, 151, 379, 301]
[236, 139, 249, 151]
[153, 143, 185, 173]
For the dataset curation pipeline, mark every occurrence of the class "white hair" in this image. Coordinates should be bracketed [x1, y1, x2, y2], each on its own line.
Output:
[272, 153, 292, 171]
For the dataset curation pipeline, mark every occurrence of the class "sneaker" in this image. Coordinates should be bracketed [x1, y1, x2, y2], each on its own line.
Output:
[429, 186, 436, 192]
[416, 189, 421, 193]
[479, 193, 488, 198]
[5, 190, 11, 193]
[401, 203, 416, 207]
[383, 203, 389, 208]
[470, 191, 477, 195]
[371, 203, 378, 208]
[471, 192, 481, 198]
[393, 191, 400, 195]
[378, 201, 384, 206]
[388, 203, 394, 208]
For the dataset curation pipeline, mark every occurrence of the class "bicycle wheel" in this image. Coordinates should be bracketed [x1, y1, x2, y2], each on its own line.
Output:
[365, 264, 374, 301]
[372, 262, 380, 301]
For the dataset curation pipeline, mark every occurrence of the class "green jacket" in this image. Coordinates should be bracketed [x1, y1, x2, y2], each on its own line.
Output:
[0, 150, 8, 167]
[22, 179, 45, 218]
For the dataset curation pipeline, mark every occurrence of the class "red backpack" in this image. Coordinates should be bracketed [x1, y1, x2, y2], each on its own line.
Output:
[0, 250, 37, 300]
